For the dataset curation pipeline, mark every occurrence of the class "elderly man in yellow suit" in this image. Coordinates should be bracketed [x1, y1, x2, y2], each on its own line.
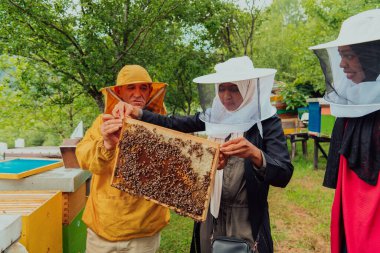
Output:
[76, 65, 170, 253]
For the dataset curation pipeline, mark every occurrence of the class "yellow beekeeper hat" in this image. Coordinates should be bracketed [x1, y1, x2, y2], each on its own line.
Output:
[100, 65, 167, 115]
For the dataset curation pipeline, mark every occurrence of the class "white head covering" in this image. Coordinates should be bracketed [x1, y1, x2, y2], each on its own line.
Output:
[210, 79, 255, 122]
[310, 9, 380, 117]
[193, 56, 277, 218]
[195, 56, 277, 138]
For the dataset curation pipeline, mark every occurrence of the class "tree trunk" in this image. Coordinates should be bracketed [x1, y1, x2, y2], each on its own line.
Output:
[91, 91, 104, 112]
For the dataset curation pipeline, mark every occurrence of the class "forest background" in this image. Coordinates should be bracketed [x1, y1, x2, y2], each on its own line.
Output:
[0, 0, 379, 147]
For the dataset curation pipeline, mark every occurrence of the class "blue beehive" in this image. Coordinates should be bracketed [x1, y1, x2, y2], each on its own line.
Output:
[308, 101, 321, 135]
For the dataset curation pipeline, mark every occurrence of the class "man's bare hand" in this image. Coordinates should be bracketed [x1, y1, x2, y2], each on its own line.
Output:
[112, 101, 140, 119]
[101, 114, 123, 150]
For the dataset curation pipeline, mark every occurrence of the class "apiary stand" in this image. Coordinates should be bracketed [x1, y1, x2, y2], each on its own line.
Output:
[0, 167, 91, 253]
[0, 191, 62, 253]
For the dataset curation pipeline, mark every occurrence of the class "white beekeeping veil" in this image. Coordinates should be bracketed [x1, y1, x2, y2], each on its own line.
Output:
[193, 56, 277, 218]
[310, 9, 380, 118]
[194, 56, 277, 138]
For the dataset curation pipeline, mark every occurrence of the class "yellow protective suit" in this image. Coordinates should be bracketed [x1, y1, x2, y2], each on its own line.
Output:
[76, 65, 170, 241]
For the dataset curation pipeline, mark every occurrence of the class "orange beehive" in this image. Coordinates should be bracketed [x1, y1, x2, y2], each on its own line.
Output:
[62, 183, 87, 225]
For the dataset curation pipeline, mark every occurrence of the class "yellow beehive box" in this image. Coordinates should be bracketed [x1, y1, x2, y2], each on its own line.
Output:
[0, 191, 62, 253]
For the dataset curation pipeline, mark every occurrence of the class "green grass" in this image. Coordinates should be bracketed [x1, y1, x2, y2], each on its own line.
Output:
[159, 140, 335, 253]
[158, 211, 194, 253]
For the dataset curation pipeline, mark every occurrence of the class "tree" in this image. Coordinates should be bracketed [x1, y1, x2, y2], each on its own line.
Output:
[0, 0, 253, 110]
[0, 0, 212, 111]
[252, 0, 379, 106]
[196, 0, 262, 59]
[0, 0, 248, 145]
[0, 55, 99, 146]
[154, 45, 217, 115]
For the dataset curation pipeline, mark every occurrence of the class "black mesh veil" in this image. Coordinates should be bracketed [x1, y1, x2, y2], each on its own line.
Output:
[351, 40, 380, 82]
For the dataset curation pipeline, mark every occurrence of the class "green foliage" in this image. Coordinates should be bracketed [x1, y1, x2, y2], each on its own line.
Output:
[278, 82, 310, 110]
[253, 0, 378, 107]
[28, 132, 46, 146]
[154, 45, 217, 115]
[1, 0, 379, 146]
[199, 1, 260, 58]
[0, 0, 231, 144]
[253, 0, 325, 92]
[0, 0, 224, 110]
[0, 55, 99, 147]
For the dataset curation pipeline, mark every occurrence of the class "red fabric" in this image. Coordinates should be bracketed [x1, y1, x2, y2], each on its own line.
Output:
[331, 155, 380, 253]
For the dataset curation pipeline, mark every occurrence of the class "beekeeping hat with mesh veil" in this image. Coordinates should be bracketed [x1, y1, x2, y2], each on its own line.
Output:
[99, 65, 167, 115]
[310, 9, 380, 118]
[194, 56, 277, 138]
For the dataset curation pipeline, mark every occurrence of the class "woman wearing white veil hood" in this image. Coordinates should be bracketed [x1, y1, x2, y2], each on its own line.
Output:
[113, 56, 293, 253]
[310, 9, 380, 253]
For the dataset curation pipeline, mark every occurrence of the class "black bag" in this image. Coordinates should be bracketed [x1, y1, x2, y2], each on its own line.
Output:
[211, 236, 258, 253]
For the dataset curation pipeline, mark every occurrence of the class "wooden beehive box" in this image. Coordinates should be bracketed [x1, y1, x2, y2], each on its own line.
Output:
[111, 118, 219, 221]
[59, 138, 82, 168]
[62, 183, 87, 225]
[0, 191, 62, 253]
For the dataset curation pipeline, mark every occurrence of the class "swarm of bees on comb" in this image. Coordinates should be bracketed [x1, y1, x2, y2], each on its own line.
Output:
[111, 118, 219, 221]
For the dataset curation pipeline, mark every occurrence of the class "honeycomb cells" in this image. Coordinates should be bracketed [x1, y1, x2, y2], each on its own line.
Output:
[112, 124, 216, 220]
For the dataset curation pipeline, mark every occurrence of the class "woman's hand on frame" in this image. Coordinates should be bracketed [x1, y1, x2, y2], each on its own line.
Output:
[220, 137, 263, 168]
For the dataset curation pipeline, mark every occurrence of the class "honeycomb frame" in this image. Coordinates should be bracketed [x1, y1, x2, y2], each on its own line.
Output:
[111, 118, 219, 221]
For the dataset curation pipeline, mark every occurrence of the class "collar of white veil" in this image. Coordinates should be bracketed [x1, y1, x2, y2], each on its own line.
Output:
[193, 56, 277, 138]
[319, 46, 380, 118]
[309, 9, 380, 118]
[325, 77, 380, 118]
[199, 78, 276, 138]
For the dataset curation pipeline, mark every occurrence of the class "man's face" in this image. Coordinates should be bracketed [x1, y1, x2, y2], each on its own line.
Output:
[218, 82, 243, 111]
[116, 83, 152, 108]
[338, 45, 365, 84]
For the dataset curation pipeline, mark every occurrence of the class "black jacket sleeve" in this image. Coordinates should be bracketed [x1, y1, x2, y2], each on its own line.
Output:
[141, 110, 205, 133]
[261, 116, 294, 187]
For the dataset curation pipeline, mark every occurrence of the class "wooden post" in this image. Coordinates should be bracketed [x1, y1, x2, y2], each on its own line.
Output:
[313, 137, 318, 170]
[302, 139, 308, 158]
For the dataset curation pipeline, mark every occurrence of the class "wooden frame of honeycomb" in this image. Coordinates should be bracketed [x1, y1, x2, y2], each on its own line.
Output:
[111, 118, 219, 221]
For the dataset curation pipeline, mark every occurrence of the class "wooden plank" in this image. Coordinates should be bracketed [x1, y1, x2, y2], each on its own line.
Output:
[4, 147, 62, 159]
[60, 138, 82, 168]
[321, 104, 331, 115]
[111, 118, 219, 221]
[0, 167, 91, 192]
[60, 147, 80, 169]
[0, 191, 62, 253]
[281, 118, 306, 134]
[62, 183, 87, 225]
